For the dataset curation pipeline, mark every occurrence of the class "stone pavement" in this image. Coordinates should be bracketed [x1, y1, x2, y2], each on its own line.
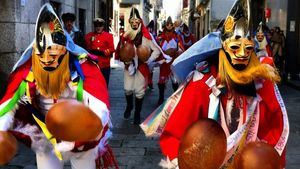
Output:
[1, 67, 300, 169]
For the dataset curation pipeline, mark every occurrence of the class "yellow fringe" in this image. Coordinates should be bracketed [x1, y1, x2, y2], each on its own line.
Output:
[218, 49, 280, 88]
[32, 49, 70, 99]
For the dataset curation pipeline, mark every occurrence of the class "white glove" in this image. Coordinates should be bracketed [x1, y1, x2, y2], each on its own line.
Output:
[159, 157, 178, 169]
[163, 54, 172, 63]
[55, 141, 75, 152]
[158, 59, 166, 65]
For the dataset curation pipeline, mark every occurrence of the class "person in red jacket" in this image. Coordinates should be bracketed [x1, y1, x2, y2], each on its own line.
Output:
[156, 16, 185, 105]
[85, 18, 115, 85]
[142, 0, 289, 168]
[115, 7, 161, 125]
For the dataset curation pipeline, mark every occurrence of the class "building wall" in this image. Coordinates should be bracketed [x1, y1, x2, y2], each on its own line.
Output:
[265, 0, 287, 33]
[286, 0, 300, 78]
[210, 0, 234, 30]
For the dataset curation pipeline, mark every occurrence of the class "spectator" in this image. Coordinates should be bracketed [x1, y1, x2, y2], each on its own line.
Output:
[85, 18, 115, 85]
[271, 27, 285, 76]
[61, 12, 85, 48]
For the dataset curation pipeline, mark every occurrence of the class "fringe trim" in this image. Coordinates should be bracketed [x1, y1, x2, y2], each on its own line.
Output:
[14, 123, 52, 153]
[95, 144, 119, 169]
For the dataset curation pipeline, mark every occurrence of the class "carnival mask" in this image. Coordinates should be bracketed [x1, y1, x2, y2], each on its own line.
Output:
[165, 23, 174, 32]
[223, 36, 254, 68]
[35, 44, 67, 71]
[165, 16, 174, 32]
[256, 32, 265, 42]
[35, 4, 67, 71]
[130, 18, 141, 30]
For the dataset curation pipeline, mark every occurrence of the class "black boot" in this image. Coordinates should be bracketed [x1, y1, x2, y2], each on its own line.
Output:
[133, 97, 143, 125]
[172, 83, 179, 91]
[123, 94, 133, 119]
[157, 83, 165, 106]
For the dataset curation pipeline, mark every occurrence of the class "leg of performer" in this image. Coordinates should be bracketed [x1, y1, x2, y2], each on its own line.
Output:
[134, 96, 144, 125]
[148, 72, 154, 89]
[124, 69, 135, 119]
[100, 67, 111, 86]
[133, 70, 147, 125]
[172, 83, 179, 91]
[70, 147, 98, 169]
[123, 93, 133, 119]
[171, 74, 179, 91]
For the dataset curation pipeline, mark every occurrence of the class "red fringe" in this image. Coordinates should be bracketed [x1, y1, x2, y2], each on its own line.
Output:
[95, 145, 119, 169]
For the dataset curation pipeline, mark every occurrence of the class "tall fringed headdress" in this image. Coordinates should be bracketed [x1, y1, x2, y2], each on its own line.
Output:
[35, 3, 66, 54]
[221, 0, 251, 42]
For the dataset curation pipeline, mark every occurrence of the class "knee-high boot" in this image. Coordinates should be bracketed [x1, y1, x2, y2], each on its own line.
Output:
[172, 83, 179, 91]
[134, 97, 143, 125]
[157, 83, 165, 106]
[124, 94, 133, 119]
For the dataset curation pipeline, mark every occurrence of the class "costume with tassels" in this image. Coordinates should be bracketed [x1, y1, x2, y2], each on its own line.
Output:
[0, 4, 118, 169]
[254, 22, 274, 65]
[141, 0, 289, 168]
[156, 16, 185, 105]
[115, 7, 161, 125]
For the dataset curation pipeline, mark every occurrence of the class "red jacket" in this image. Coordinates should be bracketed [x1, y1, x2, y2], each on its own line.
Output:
[85, 31, 115, 68]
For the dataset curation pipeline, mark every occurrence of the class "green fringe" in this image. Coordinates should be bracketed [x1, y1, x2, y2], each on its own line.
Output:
[0, 81, 26, 117]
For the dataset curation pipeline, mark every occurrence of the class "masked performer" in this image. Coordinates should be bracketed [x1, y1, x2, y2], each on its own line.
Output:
[180, 23, 196, 50]
[254, 22, 274, 65]
[115, 7, 161, 124]
[0, 4, 117, 169]
[156, 16, 185, 105]
[142, 0, 289, 168]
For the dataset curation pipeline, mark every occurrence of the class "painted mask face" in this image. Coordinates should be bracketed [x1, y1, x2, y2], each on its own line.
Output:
[35, 44, 67, 71]
[256, 32, 265, 42]
[165, 23, 174, 31]
[223, 36, 254, 68]
[130, 18, 141, 30]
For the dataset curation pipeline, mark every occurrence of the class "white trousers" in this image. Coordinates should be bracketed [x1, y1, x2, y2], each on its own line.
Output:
[124, 69, 146, 98]
[36, 147, 97, 169]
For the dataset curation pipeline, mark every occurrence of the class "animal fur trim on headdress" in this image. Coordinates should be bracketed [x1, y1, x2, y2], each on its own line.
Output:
[218, 49, 280, 88]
